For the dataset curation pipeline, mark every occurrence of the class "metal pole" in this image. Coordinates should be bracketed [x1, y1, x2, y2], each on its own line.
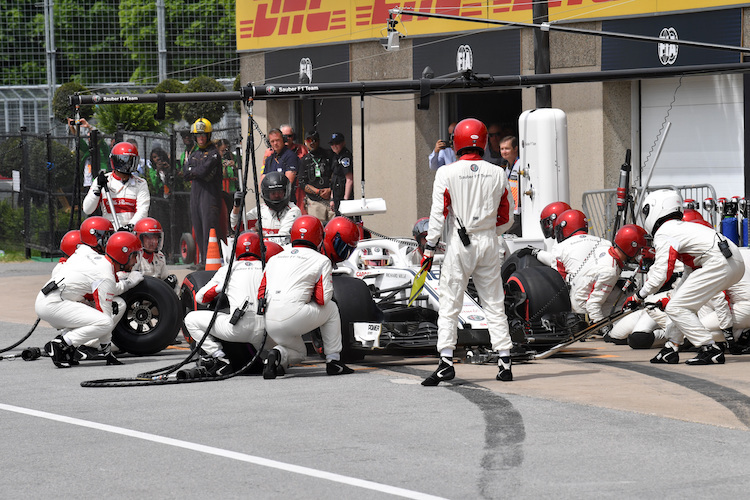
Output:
[157, 0, 167, 82]
[532, 0, 551, 108]
[43, 0, 57, 131]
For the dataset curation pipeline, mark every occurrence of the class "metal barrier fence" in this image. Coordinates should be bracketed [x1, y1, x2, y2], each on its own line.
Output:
[582, 183, 718, 240]
[0, 126, 242, 260]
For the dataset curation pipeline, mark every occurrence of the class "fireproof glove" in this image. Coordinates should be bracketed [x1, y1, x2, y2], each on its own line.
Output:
[122, 271, 144, 291]
[517, 246, 539, 258]
[623, 294, 642, 311]
[233, 191, 244, 207]
[95, 171, 107, 196]
[421, 245, 435, 273]
[654, 297, 670, 311]
[164, 274, 178, 289]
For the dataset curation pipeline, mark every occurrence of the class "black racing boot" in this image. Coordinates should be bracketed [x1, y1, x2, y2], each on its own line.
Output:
[685, 344, 725, 365]
[496, 356, 513, 382]
[326, 359, 354, 375]
[650, 342, 679, 364]
[263, 349, 283, 380]
[421, 356, 455, 386]
[203, 356, 232, 377]
[44, 335, 75, 368]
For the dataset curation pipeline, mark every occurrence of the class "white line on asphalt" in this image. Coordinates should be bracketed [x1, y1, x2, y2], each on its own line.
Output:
[0, 402, 445, 500]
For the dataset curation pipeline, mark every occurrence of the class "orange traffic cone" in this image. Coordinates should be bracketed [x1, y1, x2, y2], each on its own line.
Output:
[205, 228, 222, 271]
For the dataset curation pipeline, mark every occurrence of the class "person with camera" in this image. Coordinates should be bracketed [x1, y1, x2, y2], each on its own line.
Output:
[82, 141, 151, 230]
[421, 118, 515, 385]
[428, 122, 457, 171]
[180, 231, 270, 378]
[624, 189, 745, 365]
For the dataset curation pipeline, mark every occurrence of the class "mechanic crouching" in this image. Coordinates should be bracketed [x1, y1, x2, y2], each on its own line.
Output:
[180, 231, 270, 378]
[421, 118, 516, 385]
[259, 215, 358, 379]
[625, 189, 745, 365]
[36, 231, 142, 368]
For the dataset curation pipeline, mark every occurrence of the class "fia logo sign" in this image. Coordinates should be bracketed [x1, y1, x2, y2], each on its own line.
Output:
[658, 27, 678, 66]
[456, 45, 473, 73]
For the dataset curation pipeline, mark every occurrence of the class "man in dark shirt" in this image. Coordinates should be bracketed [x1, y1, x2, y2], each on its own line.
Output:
[262, 128, 299, 187]
[329, 132, 353, 215]
[183, 118, 225, 268]
[299, 131, 335, 224]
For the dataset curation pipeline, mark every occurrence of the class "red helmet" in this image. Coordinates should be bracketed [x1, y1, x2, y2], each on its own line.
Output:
[134, 217, 163, 252]
[106, 231, 142, 269]
[290, 215, 324, 250]
[614, 224, 650, 260]
[683, 209, 712, 228]
[323, 216, 360, 263]
[452, 118, 487, 156]
[262, 240, 284, 262]
[540, 201, 571, 239]
[109, 141, 139, 174]
[80, 216, 114, 252]
[60, 230, 82, 258]
[554, 209, 588, 242]
[236, 231, 261, 261]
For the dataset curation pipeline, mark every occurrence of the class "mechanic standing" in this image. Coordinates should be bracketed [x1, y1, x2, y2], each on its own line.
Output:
[180, 232, 268, 378]
[82, 141, 150, 229]
[259, 215, 354, 379]
[37, 231, 141, 368]
[230, 171, 301, 242]
[421, 118, 515, 385]
[626, 189, 745, 365]
[184, 118, 225, 269]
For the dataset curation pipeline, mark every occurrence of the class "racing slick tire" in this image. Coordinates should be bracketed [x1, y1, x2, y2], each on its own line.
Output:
[179, 270, 220, 346]
[332, 275, 383, 362]
[501, 251, 546, 283]
[113, 276, 182, 355]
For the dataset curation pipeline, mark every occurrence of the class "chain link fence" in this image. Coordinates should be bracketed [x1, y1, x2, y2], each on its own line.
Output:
[0, 125, 241, 260]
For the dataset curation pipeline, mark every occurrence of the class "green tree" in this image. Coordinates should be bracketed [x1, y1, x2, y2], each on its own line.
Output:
[93, 94, 166, 133]
[178, 76, 227, 126]
[52, 82, 95, 124]
[0, 0, 47, 85]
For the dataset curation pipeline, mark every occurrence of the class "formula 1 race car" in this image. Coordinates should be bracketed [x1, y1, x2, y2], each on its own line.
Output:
[173, 236, 599, 365]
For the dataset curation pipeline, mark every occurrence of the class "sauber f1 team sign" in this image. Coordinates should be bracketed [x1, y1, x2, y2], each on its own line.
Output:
[236, 0, 748, 51]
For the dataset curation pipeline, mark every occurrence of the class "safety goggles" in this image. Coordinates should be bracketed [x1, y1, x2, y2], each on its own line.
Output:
[332, 233, 356, 260]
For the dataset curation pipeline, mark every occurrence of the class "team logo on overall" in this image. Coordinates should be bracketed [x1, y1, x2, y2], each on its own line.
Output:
[470, 164, 478, 172]
[467, 315, 485, 321]
[291, 249, 299, 254]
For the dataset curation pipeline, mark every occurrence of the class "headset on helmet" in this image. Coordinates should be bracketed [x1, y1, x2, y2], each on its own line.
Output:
[614, 224, 650, 261]
[290, 215, 324, 250]
[452, 118, 487, 156]
[80, 216, 114, 252]
[106, 231, 142, 270]
[60, 230, 82, 258]
[323, 216, 360, 263]
[109, 141, 139, 175]
[554, 209, 588, 242]
[262, 240, 285, 262]
[236, 231, 261, 261]
[540, 201, 572, 239]
[134, 217, 163, 253]
[683, 208, 713, 228]
[641, 189, 683, 234]
[261, 171, 292, 212]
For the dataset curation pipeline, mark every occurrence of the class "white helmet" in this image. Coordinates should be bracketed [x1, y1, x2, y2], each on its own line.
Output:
[641, 189, 683, 234]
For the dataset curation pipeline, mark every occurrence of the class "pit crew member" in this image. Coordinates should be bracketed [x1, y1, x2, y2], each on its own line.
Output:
[37, 231, 141, 367]
[82, 141, 150, 229]
[230, 171, 301, 243]
[421, 118, 515, 385]
[259, 215, 354, 378]
[181, 231, 268, 378]
[132, 217, 178, 292]
[626, 189, 745, 365]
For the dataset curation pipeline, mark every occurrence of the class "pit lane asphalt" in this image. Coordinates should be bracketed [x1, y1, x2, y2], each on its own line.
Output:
[2, 261, 750, 499]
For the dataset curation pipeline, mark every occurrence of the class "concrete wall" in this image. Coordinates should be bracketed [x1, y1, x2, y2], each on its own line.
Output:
[521, 22, 632, 209]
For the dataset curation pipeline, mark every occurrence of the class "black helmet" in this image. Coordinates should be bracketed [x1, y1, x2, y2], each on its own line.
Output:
[261, 171, 292, 212]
